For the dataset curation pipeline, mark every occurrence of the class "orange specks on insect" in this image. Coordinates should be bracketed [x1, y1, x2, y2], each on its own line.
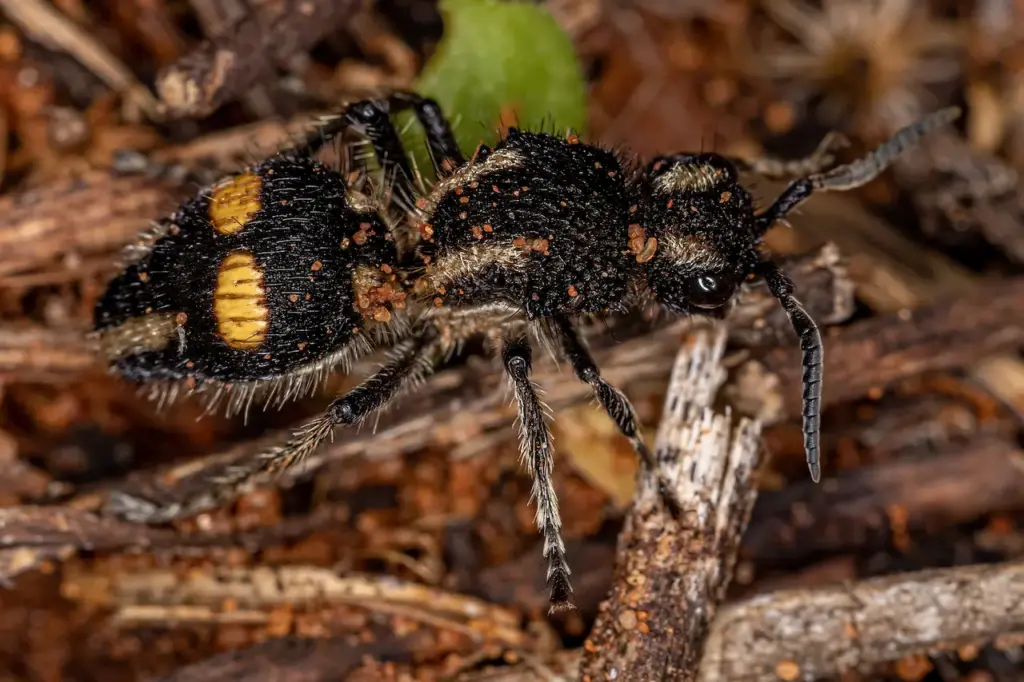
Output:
[634, 235, 658, 263]
[175, 312, 188, 326]
[297, 341, 308, 351]
[310, 260, 323, 272]
[720, 190, 732, 203]
[288, 294, 298, 303]
[471, 225, 483, 240]
[513, 236, 550, 256]
[352, 265, 406, 323]
[568, 285, 579, 298]
[628, 225, 646, 254]
[209, 171, 262, 235]
[566, 132, 580, 144]
[352, 221, 377, 247]
[138, 271, 149, 282]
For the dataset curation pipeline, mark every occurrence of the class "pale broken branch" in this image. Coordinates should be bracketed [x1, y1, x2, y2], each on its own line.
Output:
[465, 561, 1024, 681]
[64, 563, 530, 649]
[698, 559, 1024, 682]
[156, 0, 361, 118]
[578, 327, 763, 681]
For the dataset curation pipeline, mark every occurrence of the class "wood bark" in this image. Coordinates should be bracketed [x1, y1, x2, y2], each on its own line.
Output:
[156, 0, 362, 117]
[743, 435, 1024, 567]
[578, 327, 762, 681]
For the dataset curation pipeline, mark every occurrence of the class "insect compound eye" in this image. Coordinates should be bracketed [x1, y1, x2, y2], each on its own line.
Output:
[684, 273, 736, 309]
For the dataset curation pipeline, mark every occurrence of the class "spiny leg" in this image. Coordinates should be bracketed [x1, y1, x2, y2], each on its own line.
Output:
[301, 93, 464, 204]
[756, 260, 823, 482]
[502, 335, 573, 611]
[391, 92, 466, 174]
[329, 97, 419, 208]
[550, 316, 683, 517]
[106, 327, 447, 524]
[755, 106, 961, 234]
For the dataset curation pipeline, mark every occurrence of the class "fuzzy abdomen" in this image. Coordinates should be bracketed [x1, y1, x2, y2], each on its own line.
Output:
[94, 155, 403, 384]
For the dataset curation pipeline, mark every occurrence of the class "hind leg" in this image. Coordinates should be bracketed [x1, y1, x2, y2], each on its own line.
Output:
[107, 326, 449, 523]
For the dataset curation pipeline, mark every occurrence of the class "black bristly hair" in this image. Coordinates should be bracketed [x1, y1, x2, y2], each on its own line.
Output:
[96, 90, 960, 612]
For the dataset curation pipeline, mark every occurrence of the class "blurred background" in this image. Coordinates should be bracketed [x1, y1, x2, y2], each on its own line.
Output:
[1, 0, 1024, 680]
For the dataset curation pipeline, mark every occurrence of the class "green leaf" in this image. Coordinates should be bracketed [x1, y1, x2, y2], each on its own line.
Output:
[399, 0, 587, 180]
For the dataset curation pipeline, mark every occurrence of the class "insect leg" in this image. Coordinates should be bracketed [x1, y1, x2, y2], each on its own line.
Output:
[107, 326, 446, 524]
[550, 316, 683, 517]
[390, 92, 466, 173]
[501, 334, 573, 611]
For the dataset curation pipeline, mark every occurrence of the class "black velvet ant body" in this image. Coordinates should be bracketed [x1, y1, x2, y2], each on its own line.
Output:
[95, 92, 959, 610]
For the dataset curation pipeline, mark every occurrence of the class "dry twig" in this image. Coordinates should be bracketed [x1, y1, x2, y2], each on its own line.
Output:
[463, 561, 1024, 682]
[151, 633, 423, 682]
[579, 327, 762, 680]
[699, 560, 1024, 681]
[156, 0, 362, 117]
[67, 563, 530, 648]
[0, 0, 161, 120]
[743, 435, 1024, 566]
[96, 269, 1024, 519]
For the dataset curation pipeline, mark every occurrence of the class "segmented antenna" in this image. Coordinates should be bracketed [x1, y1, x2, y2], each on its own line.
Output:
[753, 107, 960, 481]
[755, 107, 962, 235]
[810, 106, 962, 192]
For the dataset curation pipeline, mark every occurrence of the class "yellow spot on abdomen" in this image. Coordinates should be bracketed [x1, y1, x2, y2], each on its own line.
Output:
[209, 171, 262, 235]
[214, 251, 268, 350]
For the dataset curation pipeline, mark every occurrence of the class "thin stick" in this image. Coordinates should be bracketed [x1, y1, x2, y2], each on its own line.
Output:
[578, 327, 763, 681]
[0, 0, 161, 120]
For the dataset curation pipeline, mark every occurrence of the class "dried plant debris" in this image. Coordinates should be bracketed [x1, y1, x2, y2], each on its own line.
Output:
[0, 1, 1023, 681]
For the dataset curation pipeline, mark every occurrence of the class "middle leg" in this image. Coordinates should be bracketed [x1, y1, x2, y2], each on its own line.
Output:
[550, 315, 683, 516]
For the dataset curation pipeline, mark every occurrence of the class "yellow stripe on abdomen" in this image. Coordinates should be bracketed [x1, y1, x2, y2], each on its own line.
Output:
[214, 251, 269, 350]
[209, 171, 262, 235]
